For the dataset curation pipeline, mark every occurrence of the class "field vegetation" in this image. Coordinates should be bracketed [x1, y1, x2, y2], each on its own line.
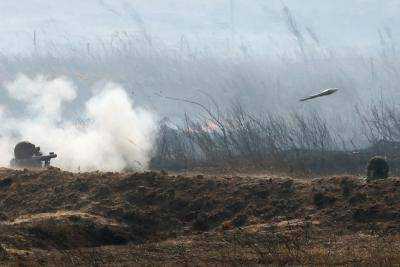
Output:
[1, 5, 400, 265]
[1, 7, 399, 175]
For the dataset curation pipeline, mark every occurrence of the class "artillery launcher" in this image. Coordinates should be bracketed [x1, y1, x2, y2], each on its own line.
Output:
[10, 141, 57, 169]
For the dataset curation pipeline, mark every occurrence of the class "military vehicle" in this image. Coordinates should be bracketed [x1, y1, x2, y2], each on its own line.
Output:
[10, 141, 57, 169]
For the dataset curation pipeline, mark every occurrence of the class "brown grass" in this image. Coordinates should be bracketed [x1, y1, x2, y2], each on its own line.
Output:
[0, 168, 400, 265]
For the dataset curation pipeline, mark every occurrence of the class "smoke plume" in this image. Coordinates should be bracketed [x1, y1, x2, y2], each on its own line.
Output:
[0, 74, 157, 172]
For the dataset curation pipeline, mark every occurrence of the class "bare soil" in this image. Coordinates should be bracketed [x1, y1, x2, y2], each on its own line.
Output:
[0, 167, 400, 265]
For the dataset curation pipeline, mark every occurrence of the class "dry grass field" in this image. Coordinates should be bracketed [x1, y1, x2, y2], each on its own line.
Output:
[0, 167, 400, 265]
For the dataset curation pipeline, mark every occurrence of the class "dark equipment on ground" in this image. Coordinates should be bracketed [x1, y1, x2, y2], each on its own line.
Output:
[10, 141, 57, 169]
[367, 156, 389, 180]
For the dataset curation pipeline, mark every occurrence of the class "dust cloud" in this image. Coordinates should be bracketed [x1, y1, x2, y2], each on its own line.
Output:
[0, 74, 157, 172]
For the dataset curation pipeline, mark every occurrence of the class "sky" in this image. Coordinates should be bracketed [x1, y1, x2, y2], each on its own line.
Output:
[0, 0, 399, 54]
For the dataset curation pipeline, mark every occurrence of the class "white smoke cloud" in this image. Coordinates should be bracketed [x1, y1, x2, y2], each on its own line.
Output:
[0, 74, 157, 172]
[5, 74, 77, 121]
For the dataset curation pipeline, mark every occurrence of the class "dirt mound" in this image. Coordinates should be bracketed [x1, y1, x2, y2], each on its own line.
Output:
[0, 168, 400, 264]
[0, 211, 130, 250]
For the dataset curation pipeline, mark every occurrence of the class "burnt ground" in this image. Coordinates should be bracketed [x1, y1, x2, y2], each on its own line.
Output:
[1, 168, 400, 265]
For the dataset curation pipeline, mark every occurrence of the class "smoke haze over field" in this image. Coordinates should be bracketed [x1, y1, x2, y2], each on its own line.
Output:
[0, 1, 399, 54]
[0, 75, 157, 171]
[0, 1, 398, 171]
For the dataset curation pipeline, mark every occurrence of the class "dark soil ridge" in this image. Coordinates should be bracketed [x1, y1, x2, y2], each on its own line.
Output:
[0, 168, 400, 251]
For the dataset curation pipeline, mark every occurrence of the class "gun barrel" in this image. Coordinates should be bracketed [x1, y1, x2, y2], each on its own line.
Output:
[32, 153, 57, 161]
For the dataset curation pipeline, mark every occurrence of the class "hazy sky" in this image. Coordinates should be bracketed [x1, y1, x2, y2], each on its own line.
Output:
[0, 0, 399, 54]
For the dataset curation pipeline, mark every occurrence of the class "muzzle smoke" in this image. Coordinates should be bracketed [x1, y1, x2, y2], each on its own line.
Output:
[0, 74, 157, 171]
